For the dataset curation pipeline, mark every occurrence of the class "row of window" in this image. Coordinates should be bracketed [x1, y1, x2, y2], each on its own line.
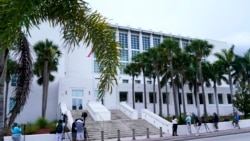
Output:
[119, 92, 232, 105]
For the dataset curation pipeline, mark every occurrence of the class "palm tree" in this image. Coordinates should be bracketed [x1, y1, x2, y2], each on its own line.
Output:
[173, 51, 190, 115]
[185, 59, 201, 116]
[185, 39, 213, 116]
[0, 0, 119, 134]
[202, 61, 226, 116]
[214, 45, 237, 112]
[147, 47, 163, 116]
[4, 58, 18, 127]
[124, 63, 140, 109]
[160, 38, 181, 116]
[33, 39, 62, 118]
[132, 52, 149, 109]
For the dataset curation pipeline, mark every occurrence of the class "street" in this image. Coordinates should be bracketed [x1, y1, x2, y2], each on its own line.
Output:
[186, 132, 250, 141]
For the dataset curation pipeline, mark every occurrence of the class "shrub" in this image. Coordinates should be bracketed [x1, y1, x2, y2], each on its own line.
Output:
[35, 117, 49, 128]
[25, 123, 39, 135]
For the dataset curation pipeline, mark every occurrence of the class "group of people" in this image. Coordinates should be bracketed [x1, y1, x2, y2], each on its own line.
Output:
[171, 111, 240, 137]
[55, 113, 86, 141]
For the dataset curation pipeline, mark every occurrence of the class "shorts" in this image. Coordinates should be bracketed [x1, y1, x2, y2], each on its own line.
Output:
[76, 132, 84, 140]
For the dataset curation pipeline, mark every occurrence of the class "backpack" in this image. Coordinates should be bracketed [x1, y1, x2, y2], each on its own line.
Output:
[56, 123, 63, 133]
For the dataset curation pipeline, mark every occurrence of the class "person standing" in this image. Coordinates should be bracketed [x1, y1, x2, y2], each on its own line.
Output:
[11, 123, 22, 141]
[186, 113, 192, 135]
[75, 118, 85, 141]
[72, 119, 77, 141]
[232, 111, 240, 129]
[55, 120, 64, 141]
[172, 116, 178, 136]
[192, 113, 200, 136]
[213, 112, 219, 131]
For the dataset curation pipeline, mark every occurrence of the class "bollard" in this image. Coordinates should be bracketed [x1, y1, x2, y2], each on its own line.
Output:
[160, 127, 163, 137]
[101, 131, 104, 141]
[117, 130, 121, 141]
[132, 129, 136, 140]
[147, 128, 149, 138]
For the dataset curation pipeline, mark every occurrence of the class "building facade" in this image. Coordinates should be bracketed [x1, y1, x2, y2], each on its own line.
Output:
[7, 24, 233, 123]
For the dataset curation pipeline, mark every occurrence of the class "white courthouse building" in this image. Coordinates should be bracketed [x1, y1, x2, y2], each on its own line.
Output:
[7, 24, 233, 123]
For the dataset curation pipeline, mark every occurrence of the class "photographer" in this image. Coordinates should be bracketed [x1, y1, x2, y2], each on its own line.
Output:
[11, 123, 22, 141]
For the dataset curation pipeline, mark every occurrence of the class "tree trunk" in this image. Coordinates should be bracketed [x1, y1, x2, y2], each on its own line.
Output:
[213, 81, 219, 116]
[165, 76, 170, 117]
[153, 76, 156, 113]
[42, 61, 49, 118]
[0, 50, 8, 141]
[170, 61, 178, 116]
[132, 76, 135, 109]
[4, 80, 10, 127]
[180, 73, 186, 115]
[194, 83, 200, 116]
[156, 71, 162, 116]
[199, 62, 207, 116]
[143, 70, 147, 109]
[229, 73, 234, 112]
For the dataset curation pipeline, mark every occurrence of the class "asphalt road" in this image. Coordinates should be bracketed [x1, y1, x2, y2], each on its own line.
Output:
[187, 132, 250, 141]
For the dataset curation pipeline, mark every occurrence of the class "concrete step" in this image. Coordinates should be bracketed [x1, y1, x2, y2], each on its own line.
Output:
[70, 110, 163, 140]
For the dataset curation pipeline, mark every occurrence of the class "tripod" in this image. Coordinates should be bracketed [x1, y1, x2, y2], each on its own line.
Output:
[198, 122, 211, 133]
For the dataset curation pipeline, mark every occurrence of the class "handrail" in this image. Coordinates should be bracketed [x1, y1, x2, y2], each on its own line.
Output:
[141, 109, 172, 134]
[119, 102, 138, 119]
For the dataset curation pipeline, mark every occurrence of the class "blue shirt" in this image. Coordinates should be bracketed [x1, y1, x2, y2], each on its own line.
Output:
[186, 116, 191, 124]
[11, 126, 21, 134]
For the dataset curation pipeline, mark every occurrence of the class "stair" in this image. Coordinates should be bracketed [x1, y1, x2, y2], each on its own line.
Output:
[71, 109, 163, 140]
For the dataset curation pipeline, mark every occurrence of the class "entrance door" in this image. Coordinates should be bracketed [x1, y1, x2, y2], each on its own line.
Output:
[72, 89, 83, 110]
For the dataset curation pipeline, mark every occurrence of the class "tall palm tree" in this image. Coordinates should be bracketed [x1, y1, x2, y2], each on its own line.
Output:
[0, 0, 120, 135]
[202, 61, 226, 116]
[4, 58, 18, 127]
[185, 39, 213, 116]
[160, 38, 181, 116]
[173, 51, 190, 115]
[132, 52, 149, 109]
[124, 63, 140, 109]
[147, 47, 163, 116]
[214, 45, 237, 112]
[33, 39, 62, 118]
[185, 59, 201, 116]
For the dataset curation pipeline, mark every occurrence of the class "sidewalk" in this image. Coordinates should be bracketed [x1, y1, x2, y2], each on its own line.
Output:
[106, 127, 250, 141]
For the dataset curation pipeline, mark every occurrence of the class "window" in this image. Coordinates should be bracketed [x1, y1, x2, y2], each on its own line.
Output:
[182, 40, 189, 48]
[147, 80, 152, 84]
[227, 94, 232, 104]
[119, 92, 128, 102]
[135, 80, 140, 84]
[163, 92, 169, 104]
[119, 49, 128, 61]
[72, 89, 83, 110]
[142, 36, 150, 50]
[132, 50, 140, 58]
[208, 93, 214, 104]
[131, 34, 139, 49]
[119, 32, 128, 48]
[218, 93, 223, 104]
[187, 93, 193, 104]
[94, 60, 100, 73]
[122, 79, 129, 83]
[11, 74, 18, 86]
[199, 93, 203, 104]
[94, 90, 101, 102]
[120, 62, 128, 74]
[153, 37, 160, 47]
[149, 92, 157, 103]
[135, 92, 143, 103]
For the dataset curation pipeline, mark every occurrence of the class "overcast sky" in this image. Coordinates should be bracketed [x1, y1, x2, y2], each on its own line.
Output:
[29, 0, 250, 55]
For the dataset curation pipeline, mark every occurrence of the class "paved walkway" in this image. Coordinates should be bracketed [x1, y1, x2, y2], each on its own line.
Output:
[105, 127, 250, 141]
